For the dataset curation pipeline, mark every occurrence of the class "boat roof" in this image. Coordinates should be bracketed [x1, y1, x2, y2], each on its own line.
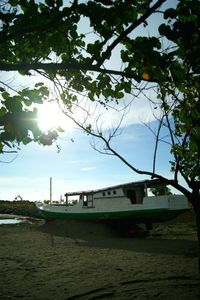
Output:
[64, 178, 168, 196]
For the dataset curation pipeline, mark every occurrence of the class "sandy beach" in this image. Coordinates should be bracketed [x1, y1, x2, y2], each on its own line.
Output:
[0, 214, 200, 299]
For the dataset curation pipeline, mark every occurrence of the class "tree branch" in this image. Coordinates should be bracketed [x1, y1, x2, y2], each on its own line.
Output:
[0, 61, 132, 77]
[0, 153, 18, 163]
[95, 0, 166, 67]
[152, 115, 164, 176]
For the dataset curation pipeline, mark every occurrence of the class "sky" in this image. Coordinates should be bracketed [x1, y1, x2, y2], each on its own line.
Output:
[0, 120, 183, 201]
[0, 0, 182, 201]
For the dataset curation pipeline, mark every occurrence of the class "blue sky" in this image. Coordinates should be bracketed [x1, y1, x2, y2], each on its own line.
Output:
[0, 120, 178, 201]
[0, 0, 181, 201]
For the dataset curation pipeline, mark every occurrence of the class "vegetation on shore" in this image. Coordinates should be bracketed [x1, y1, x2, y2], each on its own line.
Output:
[0, 200, 42, 218]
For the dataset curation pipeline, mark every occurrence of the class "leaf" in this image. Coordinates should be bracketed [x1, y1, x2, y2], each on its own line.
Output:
[57, 126, 64, 132]
[116, 91, 124, 99]
[190, 134, 199, 152]
[124, 81, 132, 94]
[56, 0, 63, 7]
[45, 0, 55, 7]
[22, 137, 32, 145]
[35, 82, 44, 88]
[142, 72, 150, 81]
[70, 26, 78, 39]
[0, 107, 6, 117]
[164, 8, 177, 19]
[2, 92, 9, 100]
[158, 24, 168, 36]
[8, 0, 18, 6]
[24, 99, 32, 107]
[86, 124, 92, 132]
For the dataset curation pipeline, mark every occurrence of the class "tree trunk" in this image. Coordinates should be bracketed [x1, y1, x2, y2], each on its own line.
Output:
[190, 191, 200, 273]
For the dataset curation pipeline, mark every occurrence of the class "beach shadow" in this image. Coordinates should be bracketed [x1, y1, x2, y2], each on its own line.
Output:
[37, 219, 199, 257]
[86, 237, 198, 257]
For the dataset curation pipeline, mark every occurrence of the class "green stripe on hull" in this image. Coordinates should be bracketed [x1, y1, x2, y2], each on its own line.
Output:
[39, 208, 188, 223]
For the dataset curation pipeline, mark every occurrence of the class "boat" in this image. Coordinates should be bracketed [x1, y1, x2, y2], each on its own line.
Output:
[35, 179, 190, 228]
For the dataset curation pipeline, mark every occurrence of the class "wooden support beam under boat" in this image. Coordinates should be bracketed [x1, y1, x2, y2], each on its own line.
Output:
[65, 195, 68, 206]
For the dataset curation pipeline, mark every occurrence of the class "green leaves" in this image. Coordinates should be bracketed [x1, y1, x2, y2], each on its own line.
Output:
[0, 107, 6, 117]
[159, 0, 200, 74]
[1, 92, 9, 100]
[8, 0, 18, 6]
[45, 0, 55, 7]
[120, 36, 168, 83]
[164, 8, 177, 19]
[86, 124, 92, 132]
[168, 79, 200, 180]
[156, 0, 200, 182]
[87, 41, 104, 60]
[39, 130, 59, 146]
[1, 0, 199, 190]
[0, 83, 60, 153]
[150, 185, 172, 196]
[156, 1, 200, 182]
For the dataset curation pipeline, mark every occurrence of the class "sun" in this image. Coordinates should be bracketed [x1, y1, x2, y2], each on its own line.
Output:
[37, 102, 72, 132]
[37, 103, 60, 132]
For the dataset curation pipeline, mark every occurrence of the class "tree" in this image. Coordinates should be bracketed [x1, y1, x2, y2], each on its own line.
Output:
[0, 0, 200, 268]
[150, 185, 172, 197]
[0, 83, 59, 156]
[0, 0, 170, 153]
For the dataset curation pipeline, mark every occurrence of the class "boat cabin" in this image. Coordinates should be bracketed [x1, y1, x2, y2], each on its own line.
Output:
[64, 179, 169, 208]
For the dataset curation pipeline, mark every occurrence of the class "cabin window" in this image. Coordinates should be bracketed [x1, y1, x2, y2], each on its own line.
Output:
[126, 190, 137, 204]
[102, 192, 106, 196]
[113, 190, 117, 195]
[107, 191, 111, 195]
[81, 195, 87, 206]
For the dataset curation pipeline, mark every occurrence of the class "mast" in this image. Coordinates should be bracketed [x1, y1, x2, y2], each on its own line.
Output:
[50, 177, 52, 204]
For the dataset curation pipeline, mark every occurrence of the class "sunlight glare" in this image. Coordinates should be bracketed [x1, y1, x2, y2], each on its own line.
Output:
[37, 102, 73, 132]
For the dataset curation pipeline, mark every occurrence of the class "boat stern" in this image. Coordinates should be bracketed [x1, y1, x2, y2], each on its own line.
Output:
[168, 195, 190, 210]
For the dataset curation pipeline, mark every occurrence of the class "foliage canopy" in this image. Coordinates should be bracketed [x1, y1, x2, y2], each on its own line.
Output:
[0, 0, 199, 194]
[150, 185, 172, 196]
[1, 0, 200, 270]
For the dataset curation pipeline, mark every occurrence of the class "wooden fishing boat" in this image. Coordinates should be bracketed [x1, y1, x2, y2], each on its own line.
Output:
[35, 179, 190, 227]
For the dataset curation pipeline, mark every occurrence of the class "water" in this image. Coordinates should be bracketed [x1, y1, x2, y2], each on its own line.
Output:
[0, 214, 24, 225]
[0, 214, 40, 225]
[0, 218, 22, 225]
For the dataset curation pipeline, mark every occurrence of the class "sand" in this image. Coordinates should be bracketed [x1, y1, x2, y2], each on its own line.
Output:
[0, 216, 200, 299]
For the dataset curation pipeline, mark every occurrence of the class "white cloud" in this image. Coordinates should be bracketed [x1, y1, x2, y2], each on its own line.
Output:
[0, 176, 52, 201]
[61, 87, 161, 137]
[81, 167, 96, 171]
